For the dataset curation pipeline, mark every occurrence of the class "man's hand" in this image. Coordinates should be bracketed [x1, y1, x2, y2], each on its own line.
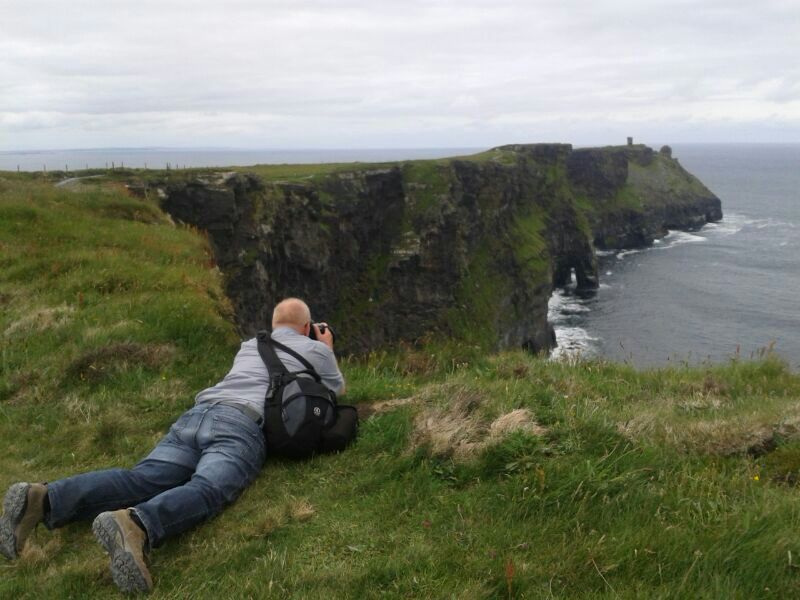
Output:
[313, 323, 334, 350]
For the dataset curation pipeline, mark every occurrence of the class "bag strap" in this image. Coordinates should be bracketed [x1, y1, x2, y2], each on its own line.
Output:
[256, 330, 289, 376]
[271, 338, 318, 374]
[256, 330, 322, 384]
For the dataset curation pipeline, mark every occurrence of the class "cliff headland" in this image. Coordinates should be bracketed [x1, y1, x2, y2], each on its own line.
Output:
[159, 143, 721, 354]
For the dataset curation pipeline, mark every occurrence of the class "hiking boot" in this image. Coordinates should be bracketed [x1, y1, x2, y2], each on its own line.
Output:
[92, 510, 153, 593]
[0, 482, 47, 560]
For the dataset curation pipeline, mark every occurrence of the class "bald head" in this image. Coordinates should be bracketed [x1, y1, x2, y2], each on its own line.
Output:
[272, 298, 311, 333]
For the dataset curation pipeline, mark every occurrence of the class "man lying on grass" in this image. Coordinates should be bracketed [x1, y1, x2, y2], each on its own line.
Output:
[0, 297, 345, 594]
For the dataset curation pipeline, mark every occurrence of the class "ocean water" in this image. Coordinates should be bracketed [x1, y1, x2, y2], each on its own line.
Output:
[550, 144, 800, 369]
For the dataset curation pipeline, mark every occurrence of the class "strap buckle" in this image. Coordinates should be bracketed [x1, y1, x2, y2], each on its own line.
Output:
[267, 374, 284, 399]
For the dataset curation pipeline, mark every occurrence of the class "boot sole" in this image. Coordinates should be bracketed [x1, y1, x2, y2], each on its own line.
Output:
[92, 513, 152, 593]
[0, 482, 30, 560]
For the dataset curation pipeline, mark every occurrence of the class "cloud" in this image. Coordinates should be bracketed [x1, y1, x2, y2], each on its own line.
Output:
[1, 0, 799, 149]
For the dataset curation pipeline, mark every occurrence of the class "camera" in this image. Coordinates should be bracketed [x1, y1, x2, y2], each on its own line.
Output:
[308, 322, 336, 343]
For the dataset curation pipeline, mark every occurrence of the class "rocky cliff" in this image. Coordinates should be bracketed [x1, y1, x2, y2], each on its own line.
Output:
[158, 143, 721, 354]
[567, 144, 722, 248]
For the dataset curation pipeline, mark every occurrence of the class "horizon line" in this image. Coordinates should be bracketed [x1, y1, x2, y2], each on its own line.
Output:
[3, 141, 800, 154]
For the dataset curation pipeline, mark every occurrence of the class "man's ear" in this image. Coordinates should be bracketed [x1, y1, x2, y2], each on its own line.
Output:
[303, 321, 312, 336]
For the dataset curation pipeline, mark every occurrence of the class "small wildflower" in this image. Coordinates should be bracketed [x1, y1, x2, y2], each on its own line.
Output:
[753, 475, 760, 481]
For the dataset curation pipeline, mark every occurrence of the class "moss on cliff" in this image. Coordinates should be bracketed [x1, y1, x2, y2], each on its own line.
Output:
[611, 183, 644, 210]
[445, 242, 513, 348]
[401, 160, 452, 226]
[511, 207, 550, 283]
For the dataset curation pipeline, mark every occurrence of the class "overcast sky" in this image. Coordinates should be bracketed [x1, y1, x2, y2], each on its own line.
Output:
[1, 0, 798, 150]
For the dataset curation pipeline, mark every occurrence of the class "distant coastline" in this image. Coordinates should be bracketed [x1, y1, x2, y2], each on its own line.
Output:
[4, 143, 799, 173]
[0, 147, 483, 172]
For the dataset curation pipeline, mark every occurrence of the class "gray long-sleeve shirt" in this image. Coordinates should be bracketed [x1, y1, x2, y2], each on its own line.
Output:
[194, 326, 345, 419]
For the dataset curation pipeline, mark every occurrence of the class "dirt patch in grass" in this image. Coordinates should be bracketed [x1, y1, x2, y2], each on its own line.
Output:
[0, 371, 40, 404]
[745, 420, 800, 457]
[63, 392, 99, 422]
[251, 496, 316, 537]
[287, 497, 316, 522]
[0, 291, 15, 306]
[410, 384, 546, 460]
[359, 383, 547, 459]
[83, 319, 140, 340]
[357, 396, 416, 419]
[4, 304, 75, 336]
[618, 403, 800, 456]
[411, 386, 487, 459]
[761, 442, 800, 485]
[66, 342, 176, 383]
[490, 409, 547, 438]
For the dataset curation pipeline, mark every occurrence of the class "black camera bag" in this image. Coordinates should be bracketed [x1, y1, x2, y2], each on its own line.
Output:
[256, 330, 358, 458]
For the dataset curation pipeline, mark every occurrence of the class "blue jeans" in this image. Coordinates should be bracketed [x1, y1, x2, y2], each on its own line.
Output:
[45, 404, 265, 548]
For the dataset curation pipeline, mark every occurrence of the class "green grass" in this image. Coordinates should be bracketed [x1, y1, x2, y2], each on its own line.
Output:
[626, 154, 713, 209]
[237, 162, 371, 183]
[609, 183, 644, 211]
[452, 147, 519, 166]
[239, 158, 457, 184]
[228, 147, 514, 184]
[2, 176, 800, 598]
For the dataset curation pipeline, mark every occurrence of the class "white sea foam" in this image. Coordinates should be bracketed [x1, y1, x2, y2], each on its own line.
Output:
[547, 290, 566, 318]
[654, 230, 707, 250]
[562, 303, 591, 315]
[595, 249, 616, 257]
[547, 290, 576, 322]
[548, 290, 591, 323]
[704, 212, 796, 237]
[754, 218, 796, 229]
[702, 212, 757, 236]
[548, 290, 599, 360]
[550, 327, 599, 361]
[605, 271, 613, 276]
[616, 249, 641, 259]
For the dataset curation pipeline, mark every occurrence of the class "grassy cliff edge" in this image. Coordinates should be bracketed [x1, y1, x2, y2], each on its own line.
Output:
[2, 176, 799, 598]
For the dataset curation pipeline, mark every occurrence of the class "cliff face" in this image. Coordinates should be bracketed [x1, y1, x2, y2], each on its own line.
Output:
[159, 143, 721, 354]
